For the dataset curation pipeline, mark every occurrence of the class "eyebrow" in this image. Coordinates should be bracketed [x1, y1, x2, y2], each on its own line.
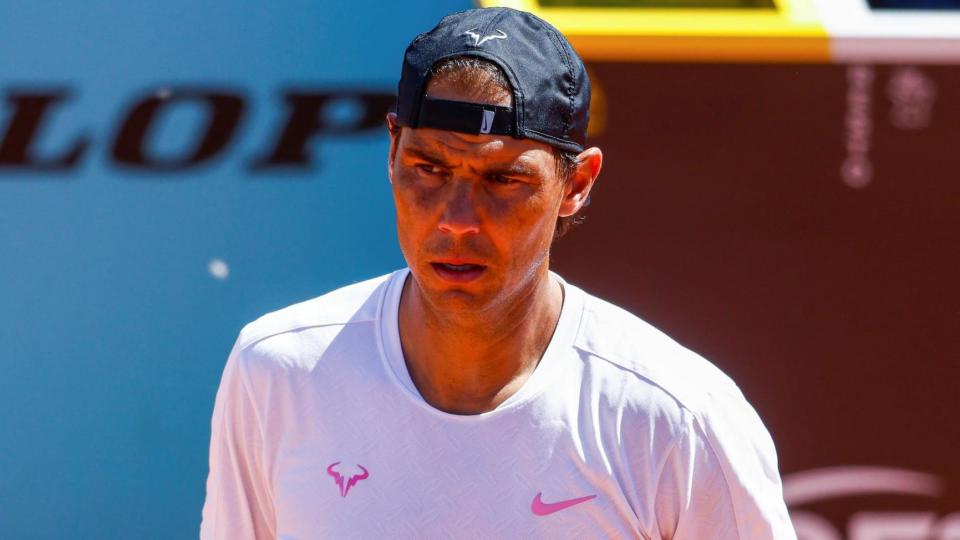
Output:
[403, 147, 447, 165]
[485, 162, 538, 178]
[404, 146, 539, 178]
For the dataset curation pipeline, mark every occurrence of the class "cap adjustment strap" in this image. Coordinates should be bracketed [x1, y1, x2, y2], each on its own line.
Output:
[417, 98, 514, 136]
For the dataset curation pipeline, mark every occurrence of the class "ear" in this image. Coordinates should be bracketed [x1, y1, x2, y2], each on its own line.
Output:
[558, 147, 603, 217]
[386, 112, 401, 184]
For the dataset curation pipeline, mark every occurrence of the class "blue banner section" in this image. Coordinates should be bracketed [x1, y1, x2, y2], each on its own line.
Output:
[0, 1, 469, 537]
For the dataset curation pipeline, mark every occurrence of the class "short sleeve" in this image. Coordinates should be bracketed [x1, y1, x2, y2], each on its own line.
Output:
[654, 396, 796, 539]
[200, 336, 276, 540]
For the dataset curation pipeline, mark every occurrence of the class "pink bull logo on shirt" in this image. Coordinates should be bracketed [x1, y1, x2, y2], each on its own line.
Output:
[326, 462, 369, 498]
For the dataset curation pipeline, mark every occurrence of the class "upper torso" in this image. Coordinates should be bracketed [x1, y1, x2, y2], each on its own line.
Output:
[201, 269, 795, 539]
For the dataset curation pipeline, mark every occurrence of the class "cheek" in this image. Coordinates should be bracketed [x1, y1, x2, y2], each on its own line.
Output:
[393, 192, 418, 242]
[393, 170, 439, 215]
[495, 195, 560, 262]
[392, 182, 434, 254]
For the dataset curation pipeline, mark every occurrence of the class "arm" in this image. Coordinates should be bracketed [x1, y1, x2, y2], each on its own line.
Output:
[655, 395, 796, 539]
[200, 338, 276, 540]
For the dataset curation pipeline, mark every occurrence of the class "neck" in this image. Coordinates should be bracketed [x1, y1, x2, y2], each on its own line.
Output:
[397, 267, 564, 415]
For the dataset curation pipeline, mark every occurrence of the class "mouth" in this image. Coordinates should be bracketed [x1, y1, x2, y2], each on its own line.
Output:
[429, 261, 487, 283]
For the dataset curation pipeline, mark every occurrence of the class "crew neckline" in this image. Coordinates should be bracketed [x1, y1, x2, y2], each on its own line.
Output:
[375, 268, 584, 422]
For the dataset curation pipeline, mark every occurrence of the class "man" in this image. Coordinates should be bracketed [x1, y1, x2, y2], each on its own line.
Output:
[201, 7, 795, 539]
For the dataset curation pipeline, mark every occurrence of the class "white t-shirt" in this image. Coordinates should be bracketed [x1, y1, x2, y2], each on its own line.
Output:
[201, 269, 795, 539]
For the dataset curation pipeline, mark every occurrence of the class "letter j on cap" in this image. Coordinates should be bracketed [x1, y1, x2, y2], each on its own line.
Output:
[480, 110, 495, 134]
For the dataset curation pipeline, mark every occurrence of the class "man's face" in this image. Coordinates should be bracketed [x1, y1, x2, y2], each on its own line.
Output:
[387, 79, 573, 315]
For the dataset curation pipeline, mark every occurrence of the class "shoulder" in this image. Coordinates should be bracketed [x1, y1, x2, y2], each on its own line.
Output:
[231, 271, 397, 369]
[568, 284, 777, 459]
[571, 286, 792, 535]
[572, 287, 747, 418]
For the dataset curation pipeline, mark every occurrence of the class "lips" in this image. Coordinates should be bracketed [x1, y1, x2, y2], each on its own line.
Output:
[430, 261, 486, 283]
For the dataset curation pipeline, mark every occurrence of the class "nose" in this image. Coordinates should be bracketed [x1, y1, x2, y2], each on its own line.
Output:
[438, 179, 481, 236]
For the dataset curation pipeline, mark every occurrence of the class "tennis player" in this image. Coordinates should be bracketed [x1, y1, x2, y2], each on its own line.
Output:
[201, 7, 795, 539]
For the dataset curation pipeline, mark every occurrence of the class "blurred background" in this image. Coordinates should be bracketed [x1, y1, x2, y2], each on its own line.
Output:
[1, 0, 957, 538]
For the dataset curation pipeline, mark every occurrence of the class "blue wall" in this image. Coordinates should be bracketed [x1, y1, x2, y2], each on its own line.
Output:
[0, 1, 469, 537]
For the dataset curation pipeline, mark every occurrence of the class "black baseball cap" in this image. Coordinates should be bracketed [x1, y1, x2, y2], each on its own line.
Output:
[395, 7, 591, 153]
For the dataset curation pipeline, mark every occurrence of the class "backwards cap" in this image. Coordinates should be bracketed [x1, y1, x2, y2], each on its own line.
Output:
[395, 7, 591, 153]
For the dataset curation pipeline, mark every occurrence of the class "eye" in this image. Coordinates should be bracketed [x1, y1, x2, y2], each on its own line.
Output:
[489, 174, 519, 185]
[416, 163, 445, 176]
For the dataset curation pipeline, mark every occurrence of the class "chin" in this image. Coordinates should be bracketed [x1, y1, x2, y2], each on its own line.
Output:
[411, 268, 497, 312]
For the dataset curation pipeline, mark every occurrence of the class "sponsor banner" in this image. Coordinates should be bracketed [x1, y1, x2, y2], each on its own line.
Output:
[483, 0, 960, 62]
[552, 62, 960, 535]
[785, 467, 960, 539]
[0, 1, 471, 538]
[0, 88, 395, 172]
